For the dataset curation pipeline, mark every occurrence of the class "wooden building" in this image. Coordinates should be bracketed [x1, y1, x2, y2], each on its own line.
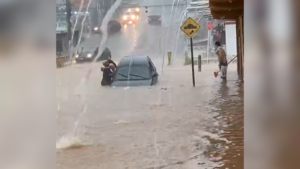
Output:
[209, 0, 244, 79]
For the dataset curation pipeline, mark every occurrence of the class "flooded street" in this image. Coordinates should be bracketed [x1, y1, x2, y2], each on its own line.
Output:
[56, 62, 243, 169]
[56, 0, 244, 168]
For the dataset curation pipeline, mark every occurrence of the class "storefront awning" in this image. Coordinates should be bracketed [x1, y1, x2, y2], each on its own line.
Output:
[209, 0, 243, 19]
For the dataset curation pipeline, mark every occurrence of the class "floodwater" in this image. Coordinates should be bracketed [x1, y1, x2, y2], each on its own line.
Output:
[56, 61, 244, 169]
[205, 75, 244, 169]
[56, 0, 244, 168]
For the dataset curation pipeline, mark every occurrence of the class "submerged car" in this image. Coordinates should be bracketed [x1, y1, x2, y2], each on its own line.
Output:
[75, 47, 112, 63]
[111, 55, 159, 87]
[121, 11, 138, 25]
[148, 15, 162, 25]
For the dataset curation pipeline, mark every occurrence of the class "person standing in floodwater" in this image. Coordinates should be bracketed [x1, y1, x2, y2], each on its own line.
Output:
[100, 59, 117, 86]
[215, 41, 228, 80]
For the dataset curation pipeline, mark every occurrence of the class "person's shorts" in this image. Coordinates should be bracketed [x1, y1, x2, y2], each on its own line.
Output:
[221, 65, 227, 78]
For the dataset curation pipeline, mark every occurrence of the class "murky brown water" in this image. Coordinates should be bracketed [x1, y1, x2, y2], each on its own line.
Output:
[56, 59, 244, 169]
[204, 78, 244, 169]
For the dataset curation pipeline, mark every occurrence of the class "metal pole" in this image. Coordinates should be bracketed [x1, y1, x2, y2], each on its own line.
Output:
[167, 51, 172, 65]
[206, 29, 210, 64]
[66, 0, 72, 41]
[190, 38, 195, 87]
[198, 55, 201, 72]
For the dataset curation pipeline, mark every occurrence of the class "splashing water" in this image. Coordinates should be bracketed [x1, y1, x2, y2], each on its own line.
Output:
[67, 0, 85, 59]
[153, 1, 185, 168]
[161, 0, 182, 73]
[168, 0, 185, 63]
[56, 135, 92, 150]
[172, 9, 187, 59]
[56, 0, 124, 150]
[157, 0, 183, 103]
[85, 0, 123, 81]
[69, 0, 94, 62]
[70, 0, 85, 45]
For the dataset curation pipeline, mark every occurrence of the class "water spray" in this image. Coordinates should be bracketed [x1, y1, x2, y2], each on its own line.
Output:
[172, 9, 188, 59]
[161, 0, 181, 74]
[70, 0, 85, 45]
[68, 0, 94, 62]
[71, 0, 123, 137]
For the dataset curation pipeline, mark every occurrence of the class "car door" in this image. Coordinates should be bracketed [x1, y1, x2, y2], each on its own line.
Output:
[148, 57, 158, 85]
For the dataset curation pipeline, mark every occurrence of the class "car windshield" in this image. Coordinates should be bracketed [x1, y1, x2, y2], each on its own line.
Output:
[115, 66, 151, 80]
[148, 15, 160, 19]
[80, 51, 92, 55]
[82, 51, 92, 53]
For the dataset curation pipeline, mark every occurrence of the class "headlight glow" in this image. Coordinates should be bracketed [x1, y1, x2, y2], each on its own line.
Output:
[131, 15, 135, 19]
[87, 54, 92, 58]
[136, 8, 140, 11]
[128, 9, 131, 12]
[123, 16, 127, 20]
[94, 27, 98, 31]
[75, 55, 79, 58]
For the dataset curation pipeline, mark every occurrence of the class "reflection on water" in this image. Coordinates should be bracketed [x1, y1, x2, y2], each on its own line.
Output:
[205, 79, 244, 169]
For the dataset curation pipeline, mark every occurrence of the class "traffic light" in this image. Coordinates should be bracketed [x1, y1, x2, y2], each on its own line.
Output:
[145, 6, 148, 13]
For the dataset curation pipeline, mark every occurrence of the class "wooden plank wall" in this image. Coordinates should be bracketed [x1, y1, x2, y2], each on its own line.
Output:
[236, 19, 240, 77]
[239, 16, 244, 79]
[235, 15, 244, 80]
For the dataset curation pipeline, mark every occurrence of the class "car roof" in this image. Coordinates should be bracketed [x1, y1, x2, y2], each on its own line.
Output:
[148, 15, 161, 17]
[118, 55, 150, 67]
[81, 48, 94, 52]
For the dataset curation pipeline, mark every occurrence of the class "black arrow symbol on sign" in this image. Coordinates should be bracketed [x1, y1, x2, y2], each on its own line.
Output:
[189, 30, 194, 35]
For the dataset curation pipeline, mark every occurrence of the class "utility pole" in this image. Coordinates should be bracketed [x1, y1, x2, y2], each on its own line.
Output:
[66, 0, 72, 47]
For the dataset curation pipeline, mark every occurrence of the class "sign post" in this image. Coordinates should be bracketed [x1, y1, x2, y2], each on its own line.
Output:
[206, 21, 213, 64]
[180, 17, 201, 87]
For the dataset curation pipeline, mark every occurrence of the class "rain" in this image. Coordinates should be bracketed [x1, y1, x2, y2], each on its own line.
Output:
[56, 0, 244, 168]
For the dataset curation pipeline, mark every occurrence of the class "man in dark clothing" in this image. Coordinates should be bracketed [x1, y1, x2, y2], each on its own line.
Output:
[101, 67, 113, 86]
[107, 59, 117, 68]
[100, 59, 117, 86]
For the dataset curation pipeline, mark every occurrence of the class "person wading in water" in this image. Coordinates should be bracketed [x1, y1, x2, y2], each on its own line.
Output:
[101, 59, 117, 86]
[215, 41, 228, 80]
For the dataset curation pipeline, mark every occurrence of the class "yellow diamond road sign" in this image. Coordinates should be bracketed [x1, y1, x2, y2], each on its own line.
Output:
[180, 17, 201, 38]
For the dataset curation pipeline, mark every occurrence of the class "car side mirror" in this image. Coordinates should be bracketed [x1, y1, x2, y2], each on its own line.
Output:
[152, 72, 158, 77]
